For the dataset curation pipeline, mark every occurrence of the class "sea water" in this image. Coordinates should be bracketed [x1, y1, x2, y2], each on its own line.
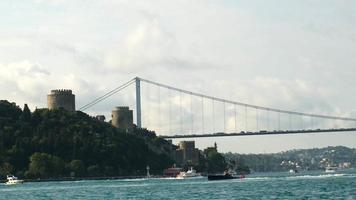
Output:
[1, 170, 356, 199]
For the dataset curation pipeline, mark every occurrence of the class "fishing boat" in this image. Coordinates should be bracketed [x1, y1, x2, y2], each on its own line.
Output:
[4, 175, 24, 185]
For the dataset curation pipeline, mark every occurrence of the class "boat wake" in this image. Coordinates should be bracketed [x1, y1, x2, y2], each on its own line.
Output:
[285, 173, 348, 180]
[244, 173, 352, 182]
[117, 178, 147, 182]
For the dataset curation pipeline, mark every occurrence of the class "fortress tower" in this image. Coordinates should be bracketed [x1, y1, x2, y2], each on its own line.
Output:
[47, 89, 75, 111]
[175, 141, 200, 166]
[111, 106, 133, 130]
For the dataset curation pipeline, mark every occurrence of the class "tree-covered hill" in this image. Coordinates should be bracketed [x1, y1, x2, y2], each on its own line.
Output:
[0, 100, 174, 179]
[225, 146, 356, 172]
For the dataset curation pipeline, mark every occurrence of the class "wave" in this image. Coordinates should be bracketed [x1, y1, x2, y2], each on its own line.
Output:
[244, 176, 275, 181]
[115, 178, 147, 182]
[243, 173, 353, 182]
[285, 173, 348, 180]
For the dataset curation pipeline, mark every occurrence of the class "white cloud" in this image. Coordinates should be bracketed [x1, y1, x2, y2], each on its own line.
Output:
[105, 18, 177, 73]
[1, 0, 356, 152]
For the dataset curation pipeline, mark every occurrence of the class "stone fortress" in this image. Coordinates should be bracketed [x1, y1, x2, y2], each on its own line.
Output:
[47, 89, 134, 130]
[47, 89, 76, 112]
[46, 89, 198, 166]
[175, 141, 200, 166]
[111, 106, 133, 130]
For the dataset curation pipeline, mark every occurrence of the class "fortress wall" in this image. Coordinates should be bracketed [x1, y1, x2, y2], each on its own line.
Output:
[47, 89, 75, 111]
[111, 106, 133, 130]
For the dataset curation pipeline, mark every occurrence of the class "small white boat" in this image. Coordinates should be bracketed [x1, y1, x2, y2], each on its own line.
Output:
[5, 175, 24, 185]
[325, 166, 337, 173]
[176, 167, 201, 179]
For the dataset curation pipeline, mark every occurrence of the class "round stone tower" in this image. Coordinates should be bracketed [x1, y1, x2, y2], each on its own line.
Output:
[111, 106, 133, 130]
[47, 89, 75, 111]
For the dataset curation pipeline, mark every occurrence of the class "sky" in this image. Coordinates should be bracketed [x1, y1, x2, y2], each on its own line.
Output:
[1, 0, 356, 153]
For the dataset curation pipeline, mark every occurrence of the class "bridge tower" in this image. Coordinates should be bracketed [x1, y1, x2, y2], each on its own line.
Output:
[135, 77, 142, 128]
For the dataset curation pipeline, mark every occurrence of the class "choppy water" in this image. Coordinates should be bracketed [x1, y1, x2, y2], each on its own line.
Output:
[1, 170, 356, 199]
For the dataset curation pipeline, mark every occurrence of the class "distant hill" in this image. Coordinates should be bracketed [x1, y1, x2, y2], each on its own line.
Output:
[224, 146, 356, 172]
[0, 100, 174, 179]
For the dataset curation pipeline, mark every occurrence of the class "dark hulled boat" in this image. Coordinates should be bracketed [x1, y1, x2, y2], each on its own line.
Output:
[208, 173, 236, 181]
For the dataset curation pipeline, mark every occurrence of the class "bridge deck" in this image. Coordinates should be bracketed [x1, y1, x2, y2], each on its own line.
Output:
[161, 128, 356, 139]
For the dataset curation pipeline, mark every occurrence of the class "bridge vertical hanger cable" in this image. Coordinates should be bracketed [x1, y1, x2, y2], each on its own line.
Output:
[256, 108, 259, 132]
[223, 102, 226, 133]
[169, 89, 172, 135]
[350, 119, 352, 128]
[180, 91, 183, 134]
[278, 112, 281, 131]
[158, 85, 161, 134]
[234, 104, 237, 133]
[201, 97, 204, 134]
[190, 94, 194, 134]
[301, 116, 304, 130]
[245, 106, 248, 131]
[135, 78, 356, 122]
[212, 99, 215, 133]
[82, 77, 356, 138]
[267, 110, 270, 131]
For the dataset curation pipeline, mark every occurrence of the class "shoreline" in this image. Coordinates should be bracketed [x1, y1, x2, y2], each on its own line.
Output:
[1, 175, 164, 183]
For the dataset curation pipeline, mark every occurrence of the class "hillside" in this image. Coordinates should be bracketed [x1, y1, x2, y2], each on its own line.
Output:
[225, 146, 356, 172]
[0, 100, 174, 179]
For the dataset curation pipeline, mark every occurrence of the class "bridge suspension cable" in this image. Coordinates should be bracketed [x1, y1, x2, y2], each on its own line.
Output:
[79, 78, 135, 111]
[137, 77, 356, 122]
[79, 76, 356, 138]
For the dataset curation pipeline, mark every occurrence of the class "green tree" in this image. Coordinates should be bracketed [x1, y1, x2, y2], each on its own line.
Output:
[26, 152, 64, 178]
[52, 156, 65, 176]
[20, 104, 31, 122]
[87, 165, 100, 177]
[68, 160, 85, 177]
[0, 101, 175, 178]
[204, 147, 227, 173]
[0, 100, 22, 121]
[0, 162, 14, 177]
[27, 152, 52, 178]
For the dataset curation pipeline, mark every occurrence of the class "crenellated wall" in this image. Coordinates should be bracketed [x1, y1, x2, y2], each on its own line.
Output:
[47, 89, 75, 111]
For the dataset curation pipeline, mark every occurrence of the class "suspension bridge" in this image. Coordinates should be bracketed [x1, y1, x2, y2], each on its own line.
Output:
[79, 77, 356, 139]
